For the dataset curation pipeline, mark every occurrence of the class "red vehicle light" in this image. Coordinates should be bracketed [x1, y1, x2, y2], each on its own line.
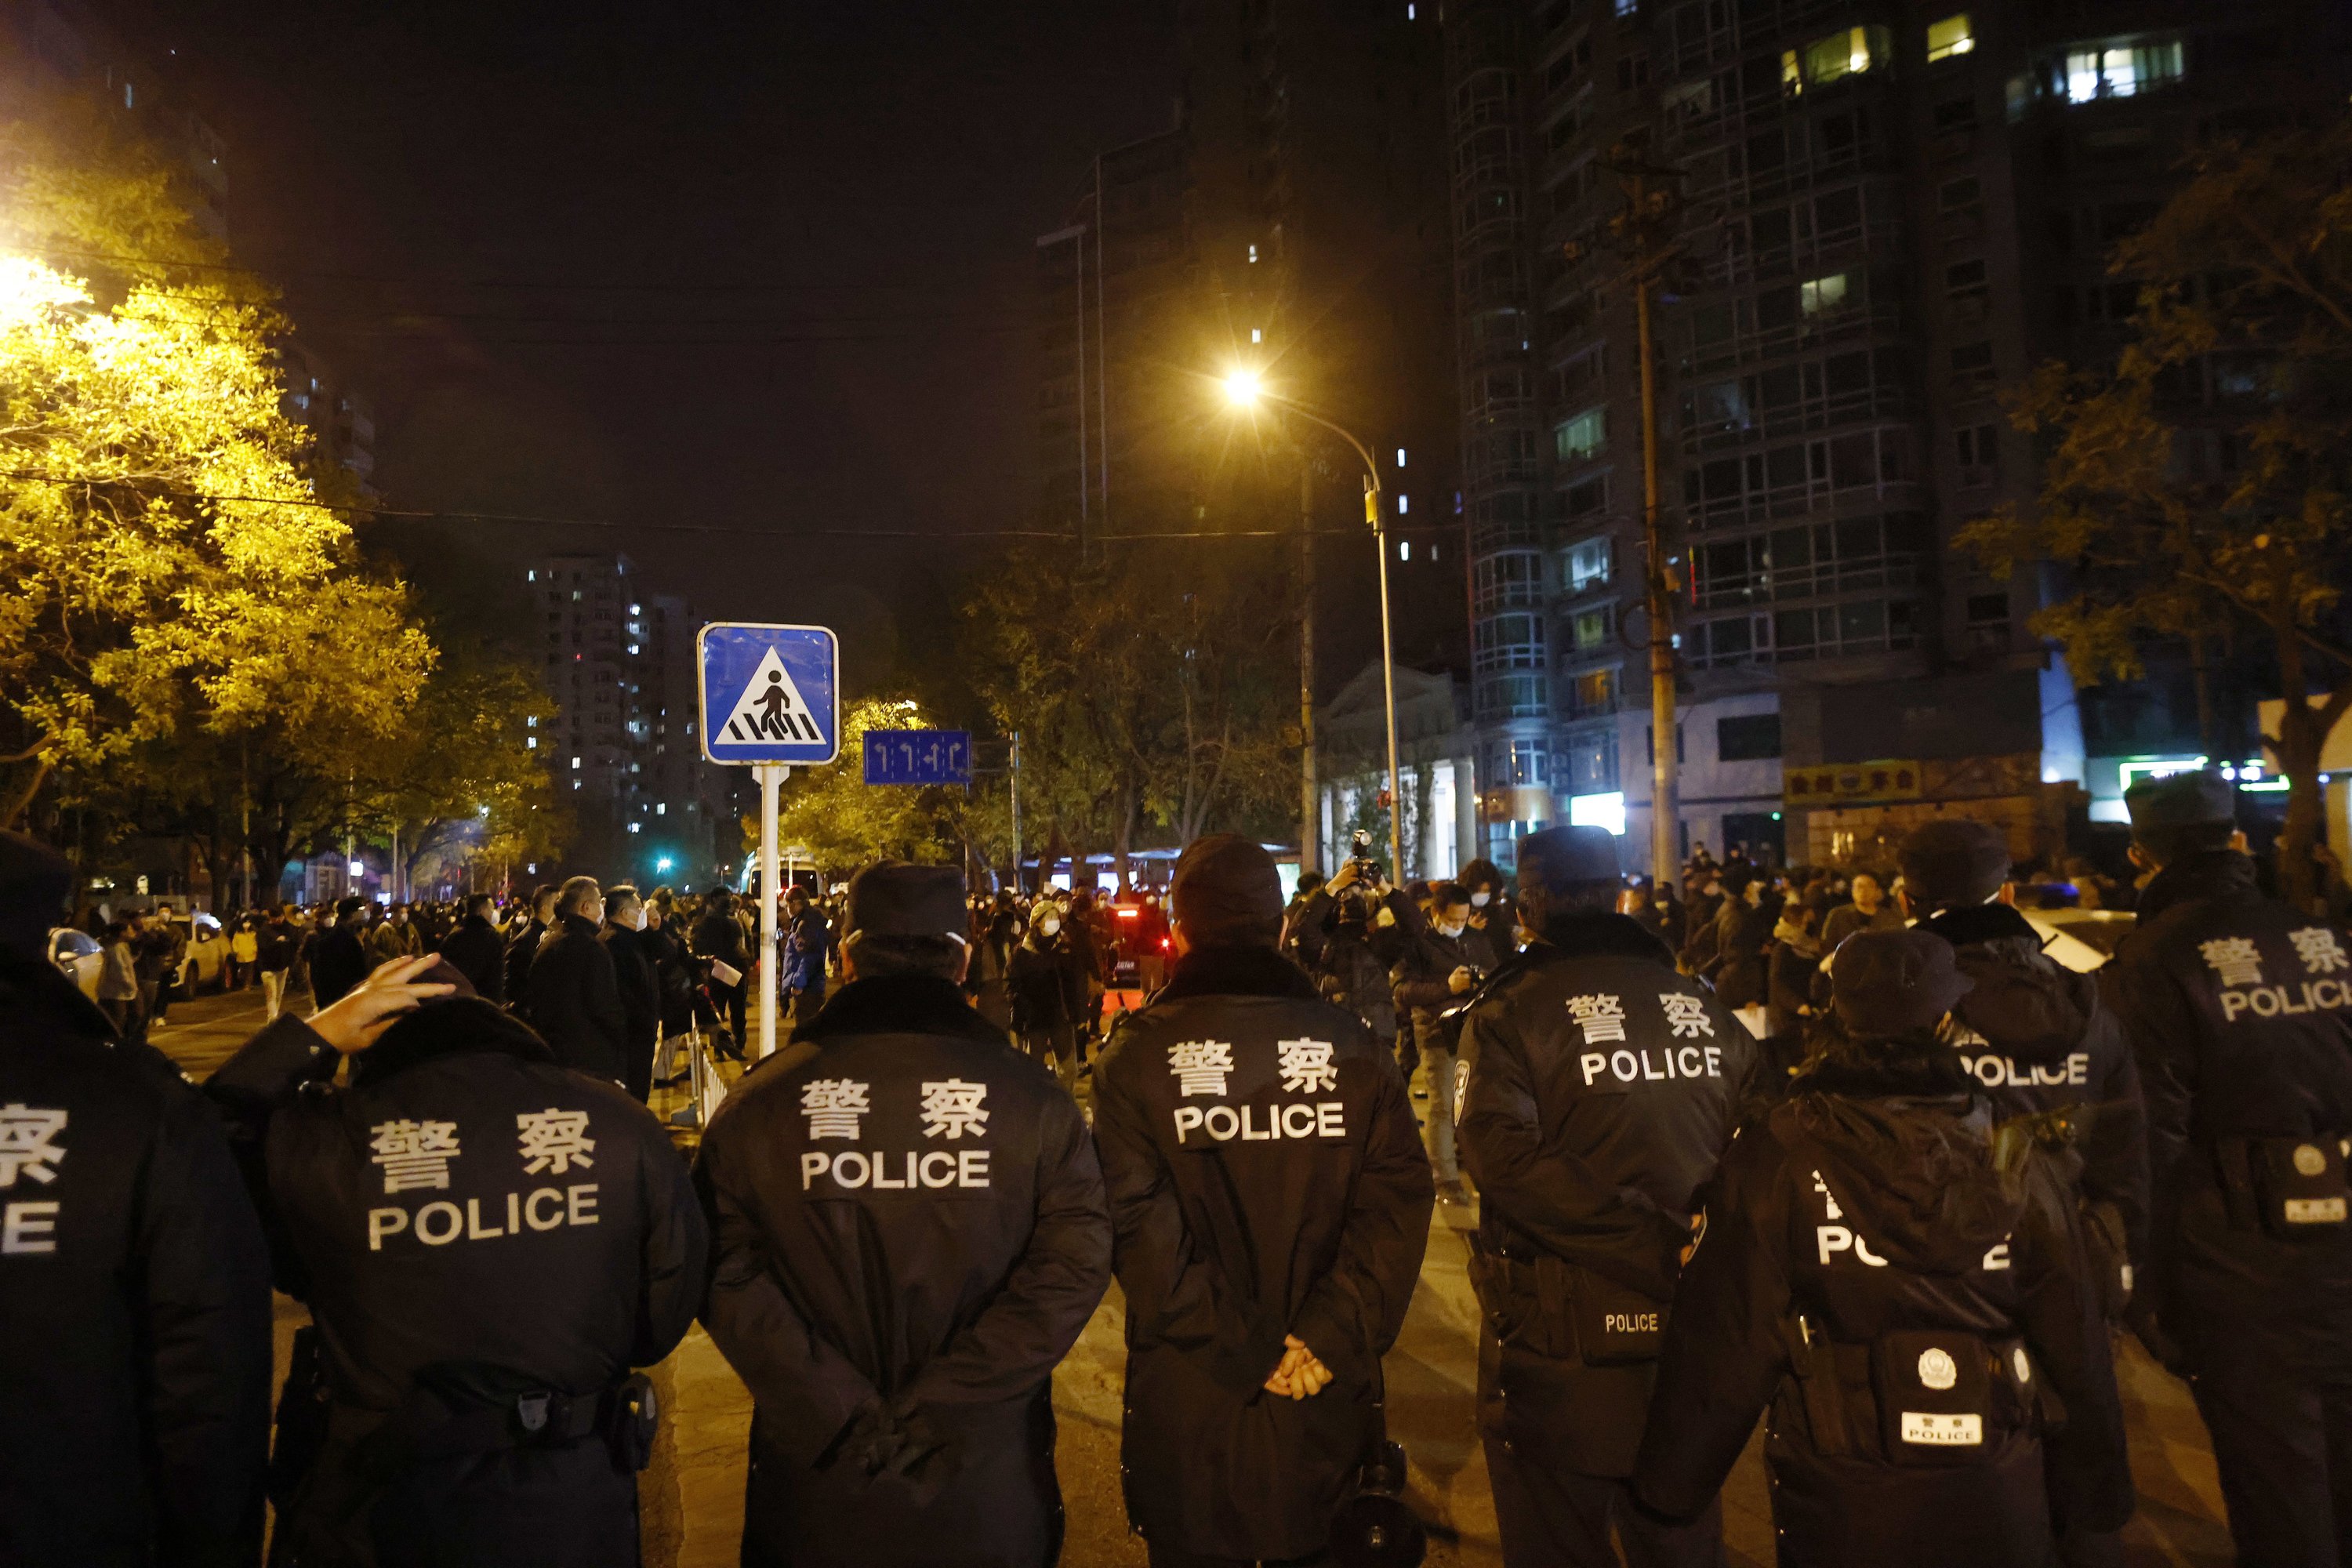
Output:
[1116, 908, 1139, 919]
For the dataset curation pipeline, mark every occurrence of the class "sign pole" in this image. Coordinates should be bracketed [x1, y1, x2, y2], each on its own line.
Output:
[757, 762, 786, 1060]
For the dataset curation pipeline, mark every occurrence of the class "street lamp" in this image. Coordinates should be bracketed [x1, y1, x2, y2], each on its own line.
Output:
[1220, 372, 1406, 883]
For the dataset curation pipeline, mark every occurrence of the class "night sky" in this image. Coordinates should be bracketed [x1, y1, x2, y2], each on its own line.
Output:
[139, 1, 1180, 689]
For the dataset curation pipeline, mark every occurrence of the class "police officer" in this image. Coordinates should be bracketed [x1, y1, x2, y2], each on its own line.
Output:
[0, 830, 274, 1567]
[1632, 929, 2132, 1566]
[1092, 833, 1433, 1567]
[2111, 770, 2352, 1566]
[1454, 824, 1751, 1566]
[1391, 877, 1497, 1204]
[206, 953, 708, 1567]
[1896, 818, 2147, 1567]
[692, 862, 1111, 1568]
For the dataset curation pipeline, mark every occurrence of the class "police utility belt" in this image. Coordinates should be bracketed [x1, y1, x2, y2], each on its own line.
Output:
[2212, 1133, 2352, 1238]
[1463, 1240, 1667, 1367]
[335, 1368, 662, 1482]
[1781, 1316, 2053, 1466]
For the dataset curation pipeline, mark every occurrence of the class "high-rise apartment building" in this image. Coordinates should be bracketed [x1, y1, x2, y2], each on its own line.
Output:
[1036, 1, 1464, 735]
[524, 554, 728, 887]
[1446, 0, 2347, 869]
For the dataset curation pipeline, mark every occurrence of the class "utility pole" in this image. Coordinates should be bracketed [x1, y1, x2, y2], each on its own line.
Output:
[1298, 463, 1319, 875]
[1587, 144, 1687, 889]
[1008, 731, 1023, 893]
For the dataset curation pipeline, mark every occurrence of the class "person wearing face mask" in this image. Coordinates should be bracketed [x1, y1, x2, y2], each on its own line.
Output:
[1460, 859, 1516, 949]
[601, 884, 660, 1102]
[1389, 880, 1496, 1205]
[1007, 903, 1078, 1089]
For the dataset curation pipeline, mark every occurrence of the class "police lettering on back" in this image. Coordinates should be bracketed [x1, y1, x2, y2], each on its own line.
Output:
[797, 1073, 997, 1192]
[2199, 925, 2352, 1022]
[1566, 989, 1729, 1087]
[0, 1102, 67, 1255]
[365, 1105, 603, 1250]
[1167, 1034, 1348, 1147]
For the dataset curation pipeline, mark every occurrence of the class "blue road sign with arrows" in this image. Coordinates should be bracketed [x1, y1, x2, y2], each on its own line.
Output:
[698, 623, 840, 766]
[863, 729, 972, 786]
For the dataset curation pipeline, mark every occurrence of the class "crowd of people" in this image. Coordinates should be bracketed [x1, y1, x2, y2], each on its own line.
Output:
[3, 764, 2348, 1568]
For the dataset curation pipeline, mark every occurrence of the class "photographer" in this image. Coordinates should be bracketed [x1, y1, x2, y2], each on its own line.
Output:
[1389, 880, 1496, 1205]
[1291, 847, 1410, 1068]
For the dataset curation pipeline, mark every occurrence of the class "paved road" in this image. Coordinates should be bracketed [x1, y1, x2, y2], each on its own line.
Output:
[158, 985, 2235, 1566]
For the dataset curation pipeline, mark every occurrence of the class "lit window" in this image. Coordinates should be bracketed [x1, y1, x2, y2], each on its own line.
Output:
[526, 737, 537, 750]
[1250, 328, 1262, 343]
[525, 716, 536, 728]
[1396, 447, 1408, 466]
[1799, 272, 1851, 314]
[628, 822, 641, 833]
[2064, 38, 2182, 103]
[572, 757, 582, 770]
[1780, 50, 1803, 96]
[527, 569, 536, 582]
[1248, 243, 1259, 262]
[1398, 495, 1410, 514]
[1789, 25, 1888, 90]
[628, 644, 641, 655]
[1406, 2, 1415, 16]
[1574, 608, 1610, 649]
[1569, 537, 1612, 590]
[657, 803, 666, 815]
[1555, 407, 1606, 463]
[1399, 540, 1412, 561]
[1927, 13, 1973, 61]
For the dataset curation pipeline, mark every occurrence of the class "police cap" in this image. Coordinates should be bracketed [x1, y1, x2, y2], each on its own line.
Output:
[1515, 826, 1620, 895]
[0, 830, 73, 961]
[2124, 769, 2236, 834]
[1896, 818, 2013, 913]
[1171, 833, 1283, 947]
[844, 862, 967, 942]
[1831, 928, 1973, 1038]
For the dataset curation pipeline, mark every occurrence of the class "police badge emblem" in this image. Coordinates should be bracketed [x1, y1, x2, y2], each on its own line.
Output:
[1917, 1347, 1958, 1392]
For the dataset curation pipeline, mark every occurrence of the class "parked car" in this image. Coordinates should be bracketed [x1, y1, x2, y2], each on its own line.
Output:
[49, 927, 102, 1000]
[176, 911, 228, 993]
[2029, 906, 2136, 967]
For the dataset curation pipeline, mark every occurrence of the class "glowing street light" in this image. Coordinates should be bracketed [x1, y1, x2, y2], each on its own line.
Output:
[1224, 368, 1263, 408]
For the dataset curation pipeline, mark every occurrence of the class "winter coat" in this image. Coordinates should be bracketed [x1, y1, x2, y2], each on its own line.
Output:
[1632, 1053, 2133, 1566]
[258, 920, 296, 973]
[1766, 923, 1824, 1041]
[1918, 901, 2148, 1295]
[100, 938, 140, 1002]
[1005, 934, 1073, 1033]
[1092, 945, 1433, 1561]
[782, 906, 828, 995]
[1388, 900, 1497, 1054]
[641, 922, 696, 1037]
[1455, 912, 1755, 1479]
[692, 975, 1110, 1568]
[310, 924, 371, 1009]
[437, 914, 507, 1006]
[691, 909, 749, 975]
[528, 915, 632, 1086]
[367, 920, 419, 970]
[601, 923, 660, 1101]
[2109, 849, 2352, 1375]
[502, 918, 548, 1016]
[970, 916, 1018, 1032]
[206, 998, 705, 1568]
[1821, 898, 1906, 952]
[1697, 896, 1769, 1011]
[0, 954, 273, 1568]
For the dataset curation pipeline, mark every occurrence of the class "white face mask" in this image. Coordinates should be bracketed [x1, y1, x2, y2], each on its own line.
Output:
[1037, 917, 1061, 937]
[1436, 919, 1467, 938]
[1470, 891, 1491, 908]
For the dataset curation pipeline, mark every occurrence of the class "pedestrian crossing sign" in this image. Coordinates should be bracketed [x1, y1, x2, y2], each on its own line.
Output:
[697, 623, 840, 766]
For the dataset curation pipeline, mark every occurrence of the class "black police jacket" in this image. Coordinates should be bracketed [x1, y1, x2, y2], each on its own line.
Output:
[0, 956, 273, 1568]
[1454, 911, 1754, 1476]
[2109, 850, 2352, 1369]
[1633, 1053, 2132, 1567]
[1919, 902, 2149, 1294]
[437, 914, 506, 1005]
[1092, 945, 1434, 1562]
[527, 915, 630, 1085]
[207, 999, 707, 1568]
[692, 975, 1111, 1568]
